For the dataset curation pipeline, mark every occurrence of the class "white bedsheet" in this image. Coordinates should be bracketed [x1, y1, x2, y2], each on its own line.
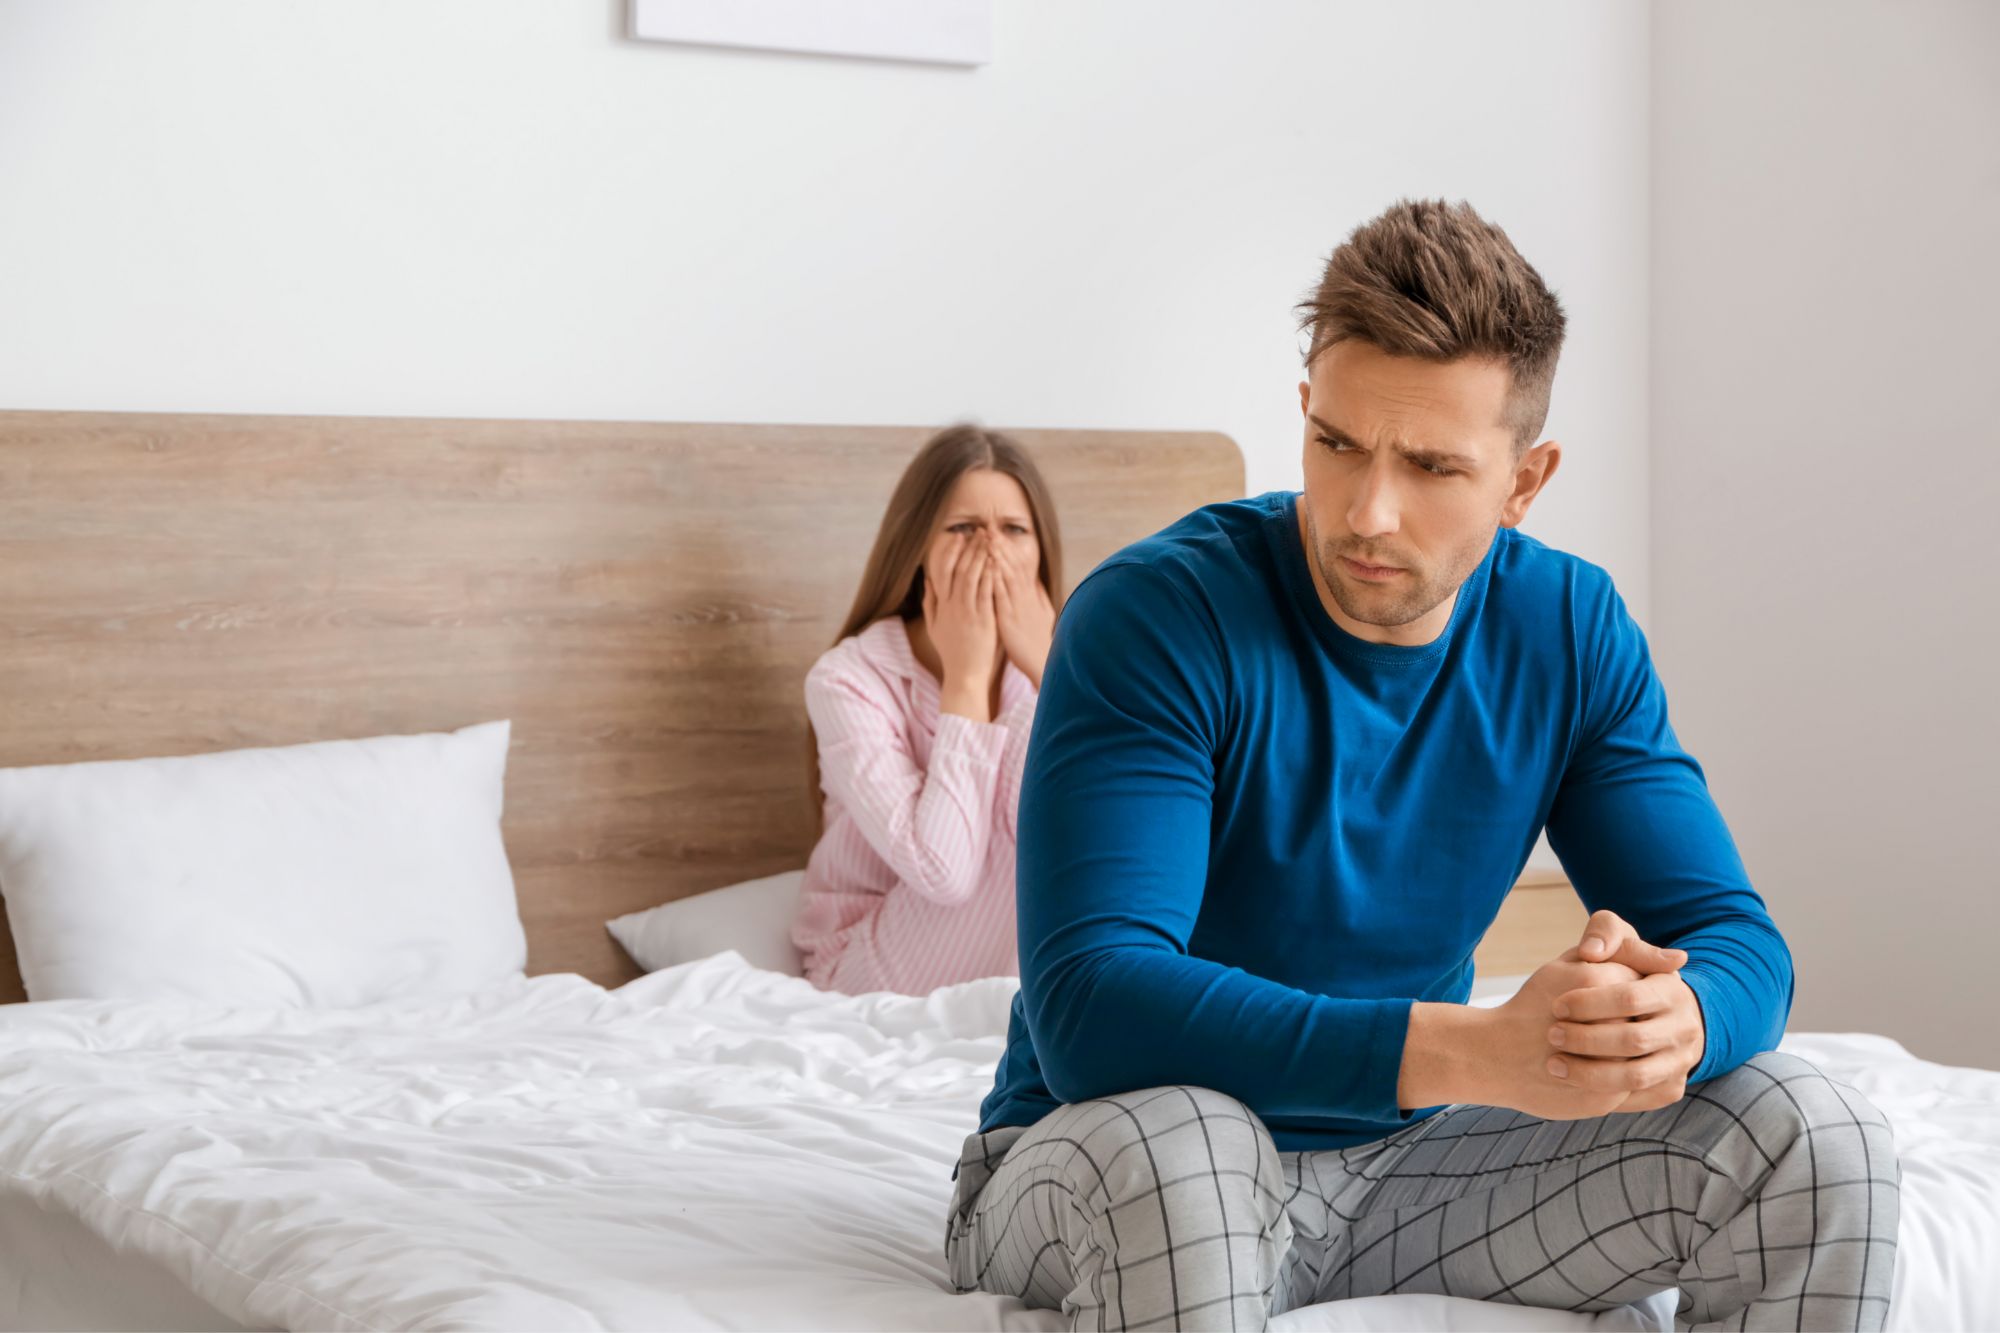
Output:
[0, 954, 1993, 1331]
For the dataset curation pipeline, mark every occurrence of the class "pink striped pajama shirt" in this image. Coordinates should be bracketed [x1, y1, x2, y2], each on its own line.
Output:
[792, 615, 1036, 995]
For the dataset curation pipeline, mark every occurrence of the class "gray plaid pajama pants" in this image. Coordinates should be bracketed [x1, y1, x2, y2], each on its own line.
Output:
[945, 1052, 1898, 1331]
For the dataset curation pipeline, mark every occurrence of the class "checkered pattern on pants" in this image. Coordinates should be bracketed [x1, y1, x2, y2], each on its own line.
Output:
[944, 1052, 1898, 1332]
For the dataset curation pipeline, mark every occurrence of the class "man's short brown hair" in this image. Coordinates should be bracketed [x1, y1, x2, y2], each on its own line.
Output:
[1297, 199, 1567, 453]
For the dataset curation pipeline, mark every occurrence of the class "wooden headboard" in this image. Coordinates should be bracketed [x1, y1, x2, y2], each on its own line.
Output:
[0, 411, 1246, 1003]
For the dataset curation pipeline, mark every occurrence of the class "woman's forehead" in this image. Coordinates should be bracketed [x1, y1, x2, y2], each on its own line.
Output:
[940, 469, 1032, 518]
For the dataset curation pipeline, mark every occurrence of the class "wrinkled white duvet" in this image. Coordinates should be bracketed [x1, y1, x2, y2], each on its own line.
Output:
[1, 953, 1994, 1332]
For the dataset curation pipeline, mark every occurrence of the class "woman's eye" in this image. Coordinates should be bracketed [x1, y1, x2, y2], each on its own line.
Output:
[1007, 525, 1028, 535]
[947, 523, 974, 534]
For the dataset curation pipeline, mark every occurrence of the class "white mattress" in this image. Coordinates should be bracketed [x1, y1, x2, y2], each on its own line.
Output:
[0, 954, 1993, 1332]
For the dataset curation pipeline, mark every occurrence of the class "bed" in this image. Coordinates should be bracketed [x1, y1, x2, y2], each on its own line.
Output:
[1, 411, 1994, 1331]
[3, 958, 1996, 1332]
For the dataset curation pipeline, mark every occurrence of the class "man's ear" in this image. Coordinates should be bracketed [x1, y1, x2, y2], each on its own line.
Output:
[1499, 440, 1561, 528]
[1298, 380, 1310, 416]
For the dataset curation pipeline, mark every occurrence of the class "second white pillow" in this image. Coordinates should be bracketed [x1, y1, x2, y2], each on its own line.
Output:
[607, 870, 806, 977]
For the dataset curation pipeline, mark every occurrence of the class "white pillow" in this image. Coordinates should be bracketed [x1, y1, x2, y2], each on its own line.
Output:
[607, 869, 805, 976]
[0, 721, 526, 1007]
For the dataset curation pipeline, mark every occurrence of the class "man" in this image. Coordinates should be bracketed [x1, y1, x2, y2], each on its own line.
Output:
[945, 200, 1898, 1331]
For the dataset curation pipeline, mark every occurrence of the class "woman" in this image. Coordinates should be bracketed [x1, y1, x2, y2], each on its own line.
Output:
[792, 424, 1063, 995]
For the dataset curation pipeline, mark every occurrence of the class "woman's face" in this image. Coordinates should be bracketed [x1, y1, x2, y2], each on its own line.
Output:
[924, 468, 1041, 589]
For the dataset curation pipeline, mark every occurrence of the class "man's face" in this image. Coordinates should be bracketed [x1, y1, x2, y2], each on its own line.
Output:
[1297, 340, 1558, 645]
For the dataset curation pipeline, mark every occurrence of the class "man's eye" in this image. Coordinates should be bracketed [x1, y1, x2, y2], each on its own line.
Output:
[1317, 434, 1356, 453]
[1420, 462, 1456, 477]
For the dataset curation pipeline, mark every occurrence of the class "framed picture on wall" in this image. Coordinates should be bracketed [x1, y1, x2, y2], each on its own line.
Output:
[630, 0, 992, 67]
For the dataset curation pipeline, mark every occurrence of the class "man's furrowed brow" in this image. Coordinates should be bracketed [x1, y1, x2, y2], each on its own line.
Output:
[1309, 414, 1477, 469]
[1307, 415, 1361, 447]
[1398, 444, 1480, 470]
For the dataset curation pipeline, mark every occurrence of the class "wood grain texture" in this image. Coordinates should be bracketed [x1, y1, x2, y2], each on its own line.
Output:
[0, 410, 1584, 1005]
[0, 412, 1243, 1002]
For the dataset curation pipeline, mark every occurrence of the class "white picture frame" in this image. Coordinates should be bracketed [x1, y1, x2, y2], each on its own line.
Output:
[631, 0, 992, 68]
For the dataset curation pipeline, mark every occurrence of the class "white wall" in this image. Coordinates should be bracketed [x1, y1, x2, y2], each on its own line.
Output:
[0, 0, 1653, 615]
[1651, 1, 2000, 1068]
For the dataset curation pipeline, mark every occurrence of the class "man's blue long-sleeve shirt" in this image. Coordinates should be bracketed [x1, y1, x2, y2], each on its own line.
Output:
[978, 492, 1792, 1151]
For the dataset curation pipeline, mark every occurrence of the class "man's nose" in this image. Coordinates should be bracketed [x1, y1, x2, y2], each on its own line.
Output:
[1347, 464, 1402, 539]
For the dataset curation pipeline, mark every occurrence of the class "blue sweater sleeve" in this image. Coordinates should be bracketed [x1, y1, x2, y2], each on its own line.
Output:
[1544, 577, 1793, 1082]
[1015, 564, 1416, 1124]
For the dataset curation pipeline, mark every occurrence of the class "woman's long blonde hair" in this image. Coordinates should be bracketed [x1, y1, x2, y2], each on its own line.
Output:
[807, 424, 1065, 831]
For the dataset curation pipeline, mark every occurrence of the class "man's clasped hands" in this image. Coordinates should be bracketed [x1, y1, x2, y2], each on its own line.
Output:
[1403, 909, 1707, 1119]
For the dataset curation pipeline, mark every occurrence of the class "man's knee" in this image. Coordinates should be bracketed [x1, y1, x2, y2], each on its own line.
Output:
[1688, 1051, 1901, 1216]
[954, 1087, 1292, 1326]
[1064, 1087, 1291, 1328]
[1664, 1052, 1900, 1326]
[1081, 1085, 1286, 1225]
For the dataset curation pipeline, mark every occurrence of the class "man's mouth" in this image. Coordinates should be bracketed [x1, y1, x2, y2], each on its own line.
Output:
[1338, 555, 1405, 583]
